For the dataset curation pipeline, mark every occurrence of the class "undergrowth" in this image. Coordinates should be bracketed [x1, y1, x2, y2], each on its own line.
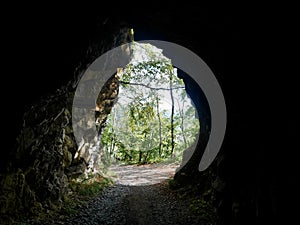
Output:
[62, 173, 113, 216]
[17, 173, 113, 224]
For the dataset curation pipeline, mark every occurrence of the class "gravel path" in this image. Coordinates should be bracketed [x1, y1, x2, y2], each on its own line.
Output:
[108, 162, 181, 186]
[43, 163, 213, 225]
[63, 183, 206, 225]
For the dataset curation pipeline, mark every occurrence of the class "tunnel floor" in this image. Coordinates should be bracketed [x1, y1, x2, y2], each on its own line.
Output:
[108, 162, 180, 186]
[27, 163, 217, 225]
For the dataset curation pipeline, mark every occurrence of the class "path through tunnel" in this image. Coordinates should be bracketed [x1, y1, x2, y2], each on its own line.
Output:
[58, 38, 217, 224]
[72, 39, 212, 187]
[3, 7, 292, 224]
[0, 21, 222, 224]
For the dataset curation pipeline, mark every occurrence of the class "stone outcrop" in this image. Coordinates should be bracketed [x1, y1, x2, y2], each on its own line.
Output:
[0, 27, 131, 222]
[0, 87, 74, 220]
[71, 70, 122, 174]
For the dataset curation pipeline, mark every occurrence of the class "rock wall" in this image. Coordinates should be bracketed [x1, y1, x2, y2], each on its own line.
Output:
[71, 70, 122, 174]
[1, 88, 74, 220]
[0, 26, 131, 221]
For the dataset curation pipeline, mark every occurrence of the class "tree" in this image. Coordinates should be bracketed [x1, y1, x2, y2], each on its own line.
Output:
[169, 65, 175, 158]
[156, 96, 162, 156]
[100, 43, 200, 165]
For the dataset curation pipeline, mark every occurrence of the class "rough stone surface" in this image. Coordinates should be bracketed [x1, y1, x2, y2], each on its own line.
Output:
[72, 71, 121, 173]
[0, 27, 132, 223]
[0, 88, 75, 220]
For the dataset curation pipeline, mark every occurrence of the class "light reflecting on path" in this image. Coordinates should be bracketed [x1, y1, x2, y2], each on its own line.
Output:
[108, 162, 179, 186]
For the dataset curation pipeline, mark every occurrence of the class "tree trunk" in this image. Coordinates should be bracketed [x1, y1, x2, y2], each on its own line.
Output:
[156, 96, 162, 156]
[170, 69, 175, 157]
[110, 109, 116, 159]
[139, 151, 142, 163]
[178, 99, 187, 148]
[110, 135, 115, 156]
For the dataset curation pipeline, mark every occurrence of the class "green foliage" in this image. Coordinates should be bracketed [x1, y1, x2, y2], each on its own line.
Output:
[122, 60, 173, 85]
[76, 181, 103, 196]
[69, 174, 113, 197]
[61, 174, 113, 217]
[101, 43, 200, 165]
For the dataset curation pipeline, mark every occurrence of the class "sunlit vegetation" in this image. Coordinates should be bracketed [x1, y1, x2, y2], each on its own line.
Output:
[62, 174, 113, 216]
[19, 174, 113, 223]
[101, 43, 200, 165]
[69, 174, 113, 197]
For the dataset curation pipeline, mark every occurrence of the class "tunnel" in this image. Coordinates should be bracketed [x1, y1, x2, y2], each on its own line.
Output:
[1, 5, 298, 225]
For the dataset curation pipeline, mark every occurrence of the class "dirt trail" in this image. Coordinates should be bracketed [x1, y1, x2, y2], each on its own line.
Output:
[108, 162, 180, 186]
[41, 163, 214, 225]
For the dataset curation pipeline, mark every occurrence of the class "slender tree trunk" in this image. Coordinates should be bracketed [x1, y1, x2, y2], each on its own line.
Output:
[110, 109, 116, 160]
[139, 151, 142, 163]
[109, 136, 113, 155]
[156, 96, 162, 157]
[169, 69, 175, 157]
[110, 135, 115, 155]
[177, 99, 187, 148]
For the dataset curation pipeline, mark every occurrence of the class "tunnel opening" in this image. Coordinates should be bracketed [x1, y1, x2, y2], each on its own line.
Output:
[91, 42, 204, 186]
[0, 24, 220, 224]
[68, 37, 217, 224]
[4, 8, 285, 224]
[71, 35, 214, 192]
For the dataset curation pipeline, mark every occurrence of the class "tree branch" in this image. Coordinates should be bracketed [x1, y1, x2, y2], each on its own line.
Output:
[120, 81, 185, 91]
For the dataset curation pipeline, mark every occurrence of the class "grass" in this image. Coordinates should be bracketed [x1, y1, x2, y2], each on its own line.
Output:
[17, 173, 114, 224]
[62, 174, 113, 215]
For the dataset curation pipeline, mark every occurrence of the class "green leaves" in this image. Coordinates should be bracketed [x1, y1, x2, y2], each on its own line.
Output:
[100, 43, 200, 165]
